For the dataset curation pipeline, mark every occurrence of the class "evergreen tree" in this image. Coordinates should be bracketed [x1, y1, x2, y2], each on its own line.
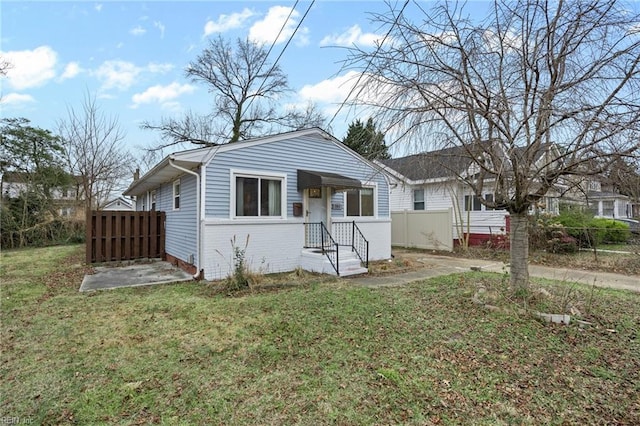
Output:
[342, 118, 390, 160]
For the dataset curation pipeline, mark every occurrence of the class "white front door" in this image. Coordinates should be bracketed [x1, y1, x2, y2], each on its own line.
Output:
[306, 188, 328, 247]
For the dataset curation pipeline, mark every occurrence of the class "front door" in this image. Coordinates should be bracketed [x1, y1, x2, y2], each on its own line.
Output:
[306, 188, 328, 247]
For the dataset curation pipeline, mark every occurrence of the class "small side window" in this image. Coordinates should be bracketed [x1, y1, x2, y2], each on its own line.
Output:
[413, 189, 425, 210]
[173, 180, 180, 210]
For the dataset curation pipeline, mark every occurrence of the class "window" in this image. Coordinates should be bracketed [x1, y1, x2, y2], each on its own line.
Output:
[173, 179, 180, 210]
[602, 200, 614, 217]
[413, 189, 425, 210]
[150, 190, 157, 211]
[235, 176, 282, 217]
[484, 194, 495, 210]
[346, 188, 374, 216]
[464, 195, 482, 211]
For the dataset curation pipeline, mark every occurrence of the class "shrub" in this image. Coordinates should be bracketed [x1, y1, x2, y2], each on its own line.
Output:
[589, 218, 630, 243]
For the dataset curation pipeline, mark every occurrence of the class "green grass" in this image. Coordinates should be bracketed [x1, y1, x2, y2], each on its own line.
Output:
[2, 245, 639, 425]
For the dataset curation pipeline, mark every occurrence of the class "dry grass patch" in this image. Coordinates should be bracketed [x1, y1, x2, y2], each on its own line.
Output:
[1, 245, 639, 425]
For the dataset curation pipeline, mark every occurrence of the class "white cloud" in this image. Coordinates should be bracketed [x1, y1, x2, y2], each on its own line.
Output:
[147, 62, 173, 73]
[249, 6, 306, 45]
[320, 25, 380, 48]
[94, 60, 142, 91]
[154, 21, 166, 38]
[1, 46, 57, 90]
[95, 3, 103, 12]
[204, 8, 254, 36]
[1, 93, 36, 106]
[94, 60, 173, 91]
[60, 61, 82, 80]
[131, 82, 195, 108]
[130, 25, 146, 36]
[299, 71, 363, 104]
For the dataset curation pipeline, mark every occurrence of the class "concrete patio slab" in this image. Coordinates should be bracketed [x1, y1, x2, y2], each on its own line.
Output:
[80, 261, 194, 292]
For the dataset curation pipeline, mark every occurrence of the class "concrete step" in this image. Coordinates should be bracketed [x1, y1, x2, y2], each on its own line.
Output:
[300, 248, 367, 276]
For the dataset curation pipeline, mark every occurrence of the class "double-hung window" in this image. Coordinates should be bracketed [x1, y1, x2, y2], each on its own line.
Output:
[235, 175, 283, 217]
[346, 188, 374, 217]
[413, 189, 425, 210]
[464, 195, 482, 211]
[173, 180, 180, 210]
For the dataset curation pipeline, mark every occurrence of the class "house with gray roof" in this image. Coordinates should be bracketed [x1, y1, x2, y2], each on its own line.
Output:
[124, 128, 391, 280]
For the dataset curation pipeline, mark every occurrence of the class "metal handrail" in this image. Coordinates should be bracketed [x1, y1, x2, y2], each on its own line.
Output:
[319, 222, 340, 275]
[351, 221, 369, 267]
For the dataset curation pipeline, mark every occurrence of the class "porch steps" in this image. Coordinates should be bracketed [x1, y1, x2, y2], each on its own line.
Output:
[300, 248, 368, 277]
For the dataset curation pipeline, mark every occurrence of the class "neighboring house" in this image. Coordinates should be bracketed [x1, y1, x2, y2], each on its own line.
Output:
[380, 144, 563, 246]
[123, 128, 392, 280]
[102, 196, 135, 211]
[583, 179, 634, 219]
[1, 172, 85, 220]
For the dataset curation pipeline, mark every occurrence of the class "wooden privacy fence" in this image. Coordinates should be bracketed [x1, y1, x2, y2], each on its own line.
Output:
[86, 211, 165, 263]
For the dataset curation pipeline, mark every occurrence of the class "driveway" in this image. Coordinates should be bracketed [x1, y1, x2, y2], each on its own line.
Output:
[350, 253, 640, 293]
[80, 261, 194, 292]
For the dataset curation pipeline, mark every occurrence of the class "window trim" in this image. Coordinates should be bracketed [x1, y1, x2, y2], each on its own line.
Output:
[413, 188, 426, 210]
[173, 179, 180, 210]
[464, 194, 483, 211]
[230, 169, 287, 219]
[344, 184, 376, 218]
[150, 190, 157, 211]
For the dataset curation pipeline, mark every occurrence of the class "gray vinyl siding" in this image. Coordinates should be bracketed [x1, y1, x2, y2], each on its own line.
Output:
[204, 134, 389, 218]
[159, 173, 198, 266]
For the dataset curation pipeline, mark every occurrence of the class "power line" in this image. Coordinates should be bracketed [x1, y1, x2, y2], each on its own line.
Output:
[239, 0, 316, 129]
[327, 0, 410, 130]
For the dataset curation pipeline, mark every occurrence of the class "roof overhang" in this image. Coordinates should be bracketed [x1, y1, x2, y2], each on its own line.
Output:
[297, 169, 362, 191]
[124, 157, 201, 197]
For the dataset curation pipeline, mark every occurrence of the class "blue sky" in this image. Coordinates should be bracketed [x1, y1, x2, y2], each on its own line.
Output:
[1, 0, 425, 156]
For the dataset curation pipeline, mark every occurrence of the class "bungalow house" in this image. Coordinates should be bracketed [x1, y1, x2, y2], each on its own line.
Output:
[102, 196, 135, 211]
[380, 144, 563, 247]
[123, 128, 391, 280]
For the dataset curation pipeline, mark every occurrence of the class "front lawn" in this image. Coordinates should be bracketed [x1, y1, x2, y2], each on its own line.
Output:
[1, 245, 639, 424]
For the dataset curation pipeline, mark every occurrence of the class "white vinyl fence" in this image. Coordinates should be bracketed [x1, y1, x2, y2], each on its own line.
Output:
[391, 209, 453, 252]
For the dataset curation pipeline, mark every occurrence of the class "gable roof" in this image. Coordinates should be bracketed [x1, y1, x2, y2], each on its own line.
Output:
[124, 128, 385, 196]
[382, 142, 560, 183]
[381, 144, 487, 181]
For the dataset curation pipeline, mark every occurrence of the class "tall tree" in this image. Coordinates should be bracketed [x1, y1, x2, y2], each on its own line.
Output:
[343, 117, 390, 160]
[346, 0, 640, 290]
[58, 93, 133, 211]
[143, 36, 291, 148]
[0, 118, 71, 247]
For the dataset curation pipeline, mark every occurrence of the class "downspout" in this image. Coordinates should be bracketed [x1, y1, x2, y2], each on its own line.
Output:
[169, 158, 202, 279]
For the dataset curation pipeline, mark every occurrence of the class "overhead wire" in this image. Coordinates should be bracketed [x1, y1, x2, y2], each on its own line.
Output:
[326, 0, 410, 131]
[236, 0, 316, 135]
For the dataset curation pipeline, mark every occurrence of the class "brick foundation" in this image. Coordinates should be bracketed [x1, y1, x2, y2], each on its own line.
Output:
[164, 253, 203, 280]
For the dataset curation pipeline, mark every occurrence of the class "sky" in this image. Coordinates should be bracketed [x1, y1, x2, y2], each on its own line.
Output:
[1, 0, 433, 158]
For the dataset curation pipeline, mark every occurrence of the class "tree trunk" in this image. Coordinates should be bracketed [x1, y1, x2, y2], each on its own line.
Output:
[509, 212, 529, 291]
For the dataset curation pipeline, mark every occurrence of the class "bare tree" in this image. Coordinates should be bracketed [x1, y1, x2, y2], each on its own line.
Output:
[283, 101, 331, 132]
[346, 0, 640, 290]
[58, 93, 133, 211]
[143, 36, 292, 148]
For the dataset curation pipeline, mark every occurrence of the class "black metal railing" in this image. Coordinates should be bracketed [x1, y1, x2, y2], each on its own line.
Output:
[304, 221, 369, 274]
[351, 222, 369, 267]
[320, 222, 339, 275]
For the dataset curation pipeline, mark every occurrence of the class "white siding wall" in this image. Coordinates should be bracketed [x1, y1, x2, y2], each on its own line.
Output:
[201, 218, 391, 280]
[201, 219, 304, 280]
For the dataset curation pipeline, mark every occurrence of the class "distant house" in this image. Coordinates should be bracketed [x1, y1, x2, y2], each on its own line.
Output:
[584, 178, 634, 219]
[380, 144, 563, 247]
[1, 171, 85, 220]
[123, 128, 392, 279]
[102, 196, 135, 211]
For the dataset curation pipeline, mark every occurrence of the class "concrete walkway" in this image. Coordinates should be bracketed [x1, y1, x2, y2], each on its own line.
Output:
[349, 254, 640, 293]
[80, 261, 193, 292]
